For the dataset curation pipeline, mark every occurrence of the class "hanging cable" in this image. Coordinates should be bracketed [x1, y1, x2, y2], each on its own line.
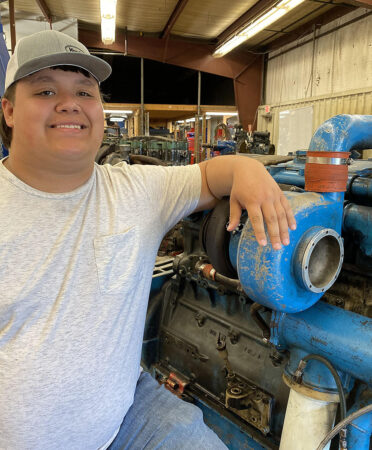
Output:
[293, 354, 347, 420]
[316, 404, 372, 450]
[293, 353, 347, 448]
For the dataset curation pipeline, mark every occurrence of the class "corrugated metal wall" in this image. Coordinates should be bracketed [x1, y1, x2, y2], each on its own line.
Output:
[257, 8, 372, 149]
[257, 88, 372, 149]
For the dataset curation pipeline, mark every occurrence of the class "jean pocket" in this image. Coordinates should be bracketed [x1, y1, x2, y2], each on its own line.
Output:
[94, 227, 137, 295]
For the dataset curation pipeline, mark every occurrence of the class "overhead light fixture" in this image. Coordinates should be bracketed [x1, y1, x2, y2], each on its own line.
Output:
[109, 116, 126, 122]
[100, 0, 117, 45]
[176, 116, 212, 123]
[213, 0, 306, 57]
[206, 112, 238, 116]
[104, 109, 133, 114]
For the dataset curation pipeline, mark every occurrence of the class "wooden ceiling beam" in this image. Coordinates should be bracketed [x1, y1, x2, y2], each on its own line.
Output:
[35, 0, 52, 26]
[160, 0, 189, 39]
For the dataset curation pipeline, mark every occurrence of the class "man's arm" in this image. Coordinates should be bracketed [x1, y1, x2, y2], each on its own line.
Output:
[196, 155, 296, 250]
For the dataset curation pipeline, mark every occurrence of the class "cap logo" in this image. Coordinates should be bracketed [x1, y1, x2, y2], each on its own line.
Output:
[65, 45, 83, 53]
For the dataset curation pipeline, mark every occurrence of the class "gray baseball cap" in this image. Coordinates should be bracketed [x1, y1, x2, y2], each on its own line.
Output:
[5, 30, 112, 91]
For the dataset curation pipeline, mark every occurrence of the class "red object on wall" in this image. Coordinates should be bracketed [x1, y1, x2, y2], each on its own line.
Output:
[186, 130, 195, 164]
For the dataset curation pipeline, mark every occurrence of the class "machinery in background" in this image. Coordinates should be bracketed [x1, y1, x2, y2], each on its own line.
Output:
[143, 115, 372, 449]
[96, 136, 190, 166]
[235, 126, 275, 155]
[201, 122, 236, 158]
[247, 131, 275, 155]
[203, 125, 275, 158]
[98, 123, 275, 166]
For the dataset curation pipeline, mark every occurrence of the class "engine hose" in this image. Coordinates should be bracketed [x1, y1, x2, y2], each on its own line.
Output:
[214, 272, 241, 289]
[250, 303, 270, 340]
[316, 404, 372, 450]
[300, 354, 347, 421]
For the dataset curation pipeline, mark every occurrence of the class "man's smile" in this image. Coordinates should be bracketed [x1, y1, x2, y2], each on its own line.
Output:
[50, 123, 87, 130]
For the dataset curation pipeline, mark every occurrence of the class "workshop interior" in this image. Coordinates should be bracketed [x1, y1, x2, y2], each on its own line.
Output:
[0, 0, 371, 449]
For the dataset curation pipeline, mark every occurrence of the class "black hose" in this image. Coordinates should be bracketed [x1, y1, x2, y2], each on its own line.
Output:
[299, 354, 347, 422]
[316, 404, 372, 450]
[214, 272, 241, 289]
[129, 154, 168, 166]
[250, 303, 270, 340]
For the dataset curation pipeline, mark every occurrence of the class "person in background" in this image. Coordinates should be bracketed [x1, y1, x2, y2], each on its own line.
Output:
[0, 30, 296, 450]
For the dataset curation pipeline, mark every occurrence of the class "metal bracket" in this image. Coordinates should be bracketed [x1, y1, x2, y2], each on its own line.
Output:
[225, 377, 273, 435]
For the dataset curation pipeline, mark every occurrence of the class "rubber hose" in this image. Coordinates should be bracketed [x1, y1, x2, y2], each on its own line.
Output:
[300, 354, 347, 422]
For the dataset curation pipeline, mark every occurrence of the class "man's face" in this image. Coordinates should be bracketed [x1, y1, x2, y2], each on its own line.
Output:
[2, 68, 104, 166]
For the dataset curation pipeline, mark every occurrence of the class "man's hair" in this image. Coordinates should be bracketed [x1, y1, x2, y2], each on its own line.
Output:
[0, 66, 93, 151]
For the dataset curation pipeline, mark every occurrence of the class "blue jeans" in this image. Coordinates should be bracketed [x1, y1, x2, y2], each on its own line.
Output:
[108, 371, 227, 450]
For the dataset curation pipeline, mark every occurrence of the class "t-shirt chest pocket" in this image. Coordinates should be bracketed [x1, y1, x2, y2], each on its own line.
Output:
[94, 227, 138, 295]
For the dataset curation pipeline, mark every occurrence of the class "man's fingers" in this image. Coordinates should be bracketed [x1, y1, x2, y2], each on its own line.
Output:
[227, 199, 242, 231]
[261, 203, 282, 249]
[275, 201, 290, 246]
[246, 205, 267, 246]
[228, 188, 296, 250]
[281, 194, 297, 230]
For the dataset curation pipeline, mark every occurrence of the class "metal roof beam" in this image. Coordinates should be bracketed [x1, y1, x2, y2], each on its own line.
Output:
[259, 4, 357, 53]
[80, 29, 263, 129]
[216, 0, 277, 44]
[35, 0, 52, 26]
[350, 0, 372, 7]
[9, 0, 16, 53]
[160, 0, 189, 39]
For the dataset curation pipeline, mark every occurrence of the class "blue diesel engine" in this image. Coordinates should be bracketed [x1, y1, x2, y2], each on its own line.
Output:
[142, 115, 372, 449]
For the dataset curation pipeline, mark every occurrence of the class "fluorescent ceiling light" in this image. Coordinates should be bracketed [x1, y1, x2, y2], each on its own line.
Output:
[176, 116, 212, 123]
[104, 109, 133, 114]
[213, 0, 306, 57]
[206, 112, 238, 116]
[100, 0, 117, 45]
[109, 116, 126, 122]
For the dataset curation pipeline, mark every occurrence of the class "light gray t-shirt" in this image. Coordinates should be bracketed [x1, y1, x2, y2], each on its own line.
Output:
[0, 160, 201, 449]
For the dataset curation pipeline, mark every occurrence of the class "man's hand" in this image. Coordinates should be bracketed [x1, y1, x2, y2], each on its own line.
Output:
[197, 155, 296, 249]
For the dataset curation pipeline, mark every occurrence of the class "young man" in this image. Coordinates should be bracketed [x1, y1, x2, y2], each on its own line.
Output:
[0, 30, 296, 449]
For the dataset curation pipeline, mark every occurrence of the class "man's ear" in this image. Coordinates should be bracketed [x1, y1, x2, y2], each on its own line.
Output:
[1, 97, 14, 128]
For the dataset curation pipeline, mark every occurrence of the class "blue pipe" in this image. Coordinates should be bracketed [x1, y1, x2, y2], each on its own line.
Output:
[271, 170, 304, 187]
[270, 301, 372, 389]
[309, 115, 372, 153]
[350, 177, 372, 201]
[343, 204, 372, 257]
[234, 191, 344, 313]
[347, 385, 372, 450]
[272, 172, 372, 203]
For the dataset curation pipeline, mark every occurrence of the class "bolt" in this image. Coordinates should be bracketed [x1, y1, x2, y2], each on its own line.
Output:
[231, 387, 242, 395]
[229, 331, 239, 345]
[217, 286, 226, 296]
[239, 295, 248, 305]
